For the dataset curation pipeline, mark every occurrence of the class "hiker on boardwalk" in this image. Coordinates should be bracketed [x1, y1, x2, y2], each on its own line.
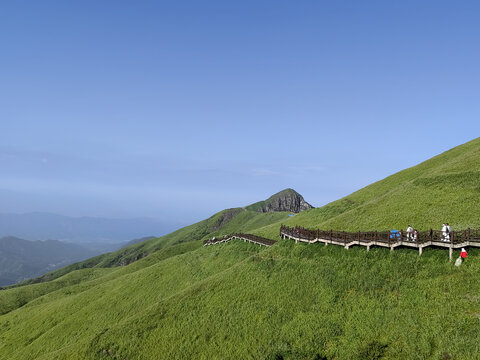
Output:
[406, 225, 414, 241]
[442, 223, 451, 242]
[413, 229, 418, 242]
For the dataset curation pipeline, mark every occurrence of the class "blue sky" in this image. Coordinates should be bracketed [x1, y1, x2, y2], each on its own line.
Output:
[1, 1, 479, 224]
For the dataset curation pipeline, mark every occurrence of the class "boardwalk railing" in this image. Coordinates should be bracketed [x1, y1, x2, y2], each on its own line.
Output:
[280, 225, 480, 260]
[203, 233, 275, 247]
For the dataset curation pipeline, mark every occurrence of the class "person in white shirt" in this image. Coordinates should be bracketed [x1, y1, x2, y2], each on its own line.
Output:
[446, 223, 452, 242]
[442, 223, 450, 242]
[406, 225, 414, 241]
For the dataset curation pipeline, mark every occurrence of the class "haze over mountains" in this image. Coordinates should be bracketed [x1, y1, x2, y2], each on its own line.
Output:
[0, 213, 181, 286]
[0, 237, 96, 287]
[0, 212, 182, 243]
[15, 189, 308, 285]
[0, 235, 160, 287]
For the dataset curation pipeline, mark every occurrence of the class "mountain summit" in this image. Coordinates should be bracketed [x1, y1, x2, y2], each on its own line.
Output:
[246, 188, 313, 213]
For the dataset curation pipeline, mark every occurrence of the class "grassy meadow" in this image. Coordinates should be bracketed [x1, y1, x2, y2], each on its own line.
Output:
[1, 241, 479, 359]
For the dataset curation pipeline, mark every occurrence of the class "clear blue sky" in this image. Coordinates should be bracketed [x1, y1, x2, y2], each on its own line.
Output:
[1, 1, 479, 224]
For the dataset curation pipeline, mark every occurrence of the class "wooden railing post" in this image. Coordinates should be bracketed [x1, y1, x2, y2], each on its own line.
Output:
[449, 232, 453, 261]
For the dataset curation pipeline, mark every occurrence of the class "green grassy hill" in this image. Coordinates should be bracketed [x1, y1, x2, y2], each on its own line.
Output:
[1, 138, 480, 359]
[16, 207, 290, 286]
[253, 137, 480, 239]
[1, 241, 479, 359]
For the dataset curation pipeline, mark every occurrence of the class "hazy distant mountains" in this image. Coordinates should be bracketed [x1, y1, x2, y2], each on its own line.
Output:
[0, 236, 96, 286]
[0, 212, 178, 286]
[0, 235, 160, 287]
[0, 212, 181, 243]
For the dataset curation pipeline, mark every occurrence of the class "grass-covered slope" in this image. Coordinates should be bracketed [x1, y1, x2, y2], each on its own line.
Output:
[2, 139, 480, 359]
[254, 137, 480, 239]
[1, 241, 479, 359]
[14, 206, 291, 287]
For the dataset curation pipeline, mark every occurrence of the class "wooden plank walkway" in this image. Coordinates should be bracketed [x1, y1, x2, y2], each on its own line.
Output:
[280, 225, 480, 260]
[203, 233, 275, 247]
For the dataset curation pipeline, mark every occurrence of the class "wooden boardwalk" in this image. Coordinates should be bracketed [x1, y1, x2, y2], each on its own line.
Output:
[280, 225, 480, 260]
[203, 233, 275, 247]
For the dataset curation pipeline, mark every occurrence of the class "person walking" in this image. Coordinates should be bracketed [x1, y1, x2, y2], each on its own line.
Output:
[406, 225, 414, 241]
[442, 223, 449, 242]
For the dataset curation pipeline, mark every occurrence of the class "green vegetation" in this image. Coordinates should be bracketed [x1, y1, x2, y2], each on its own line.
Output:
[1, 241, 479, 359]
[253, 137, 480, 239]
[17, 208, 290, 286]
[1, 138, 480, 359]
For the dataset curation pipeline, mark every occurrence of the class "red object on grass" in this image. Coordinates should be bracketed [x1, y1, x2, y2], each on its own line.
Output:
[461, 249, 468, 259]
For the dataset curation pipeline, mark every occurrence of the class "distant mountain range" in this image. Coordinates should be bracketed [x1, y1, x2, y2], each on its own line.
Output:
[0, 213, 172, 286]
[0, 212, 181, 243]
[0, 236, 96, 286]
[0, 235, 161, 287]
[20, 188, 312, 282]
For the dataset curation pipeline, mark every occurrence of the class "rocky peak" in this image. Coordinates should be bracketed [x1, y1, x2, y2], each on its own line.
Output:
[246, 189, 313, 213]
